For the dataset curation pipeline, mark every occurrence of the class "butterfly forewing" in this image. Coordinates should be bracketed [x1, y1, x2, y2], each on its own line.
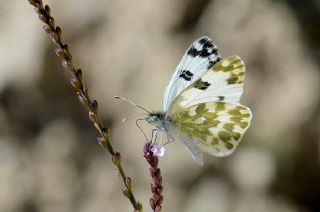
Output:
[168, 55, 246, 114]
[162, 36, 221, 111]
[169, 102, 252, 158]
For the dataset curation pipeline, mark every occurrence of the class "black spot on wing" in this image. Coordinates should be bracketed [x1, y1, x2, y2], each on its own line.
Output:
[187, 47, 198, 57]
[179, 70, 193, 81]
[199, 37, 209, 45]
[201, 38, 214, 49]
[207, 61, 216, 69]
[218, 96, 225, 101]
[199, 50, 211, 57]
[187, 37, 219, 58]
[194, 79, 211, 90]
[207, 55, 221, 69]
[187, 46, 212, 58]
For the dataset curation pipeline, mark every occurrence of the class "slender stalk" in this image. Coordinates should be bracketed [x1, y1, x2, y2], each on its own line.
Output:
[26, 1, 142, 211]
[143, 142, 164, 212]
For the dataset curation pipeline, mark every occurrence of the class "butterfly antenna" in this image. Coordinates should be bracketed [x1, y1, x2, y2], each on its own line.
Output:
[136, 118, 148, 141]
[114, 96, 151, 114]
[122, 113, 148, 123]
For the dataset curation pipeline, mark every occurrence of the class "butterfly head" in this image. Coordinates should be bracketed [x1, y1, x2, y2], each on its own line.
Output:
[146, 112, 165, 126]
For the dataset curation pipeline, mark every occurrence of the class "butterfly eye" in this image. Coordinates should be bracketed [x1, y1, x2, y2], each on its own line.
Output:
[146, 115, 156, 124]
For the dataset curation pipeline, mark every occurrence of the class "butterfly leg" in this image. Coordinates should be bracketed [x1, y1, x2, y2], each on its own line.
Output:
[153, 126, 163, 143]
[151, 127, 164, 144]
[151, 128, 158, 143]
[159, 128, 164, 145]
[163, 133, 174, 145]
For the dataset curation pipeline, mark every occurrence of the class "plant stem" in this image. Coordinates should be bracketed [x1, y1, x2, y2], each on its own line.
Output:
[26, 0, 142, 211]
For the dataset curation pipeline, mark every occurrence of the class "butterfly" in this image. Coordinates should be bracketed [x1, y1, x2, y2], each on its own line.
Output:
[117, 36, 252, 165]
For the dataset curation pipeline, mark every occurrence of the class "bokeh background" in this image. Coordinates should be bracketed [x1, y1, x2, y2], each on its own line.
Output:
[1, 0, 320, 211]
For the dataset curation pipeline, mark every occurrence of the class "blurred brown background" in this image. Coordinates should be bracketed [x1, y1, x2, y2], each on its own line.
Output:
[0, 0, 320, 211]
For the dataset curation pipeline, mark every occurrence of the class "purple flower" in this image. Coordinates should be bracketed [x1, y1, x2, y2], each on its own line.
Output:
[150, 143, 165, 157]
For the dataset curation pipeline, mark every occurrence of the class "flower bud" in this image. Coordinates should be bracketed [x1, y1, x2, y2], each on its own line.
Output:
[150, 198, 156, 209]
[55, 26, 61, 39]
[91, 100, 98, 113]
[77, 91, 87, 105]
[75, 69, 82, 81]
[155, 205, 161, 212]
[101, 127, 109, 137]
[62, 44, 72, 60]
[126, 177, 132, 189]
[97, 137, 105, 147]
[44, 5, 50, 16]
[43, 24, 51, 34]
[38, 13, 47, 23]
[70, 78, 81, 89]
[62, 59, 70, 69]
[28, 0, 36, 5]
[111, 152, 121, 166]
[137, 202, 143, 211]
[88, 112, 98, 123]
[121, 188, 130, 198]
[55, 47, 64, 57]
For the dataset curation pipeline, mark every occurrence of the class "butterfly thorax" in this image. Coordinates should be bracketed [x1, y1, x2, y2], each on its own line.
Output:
[146, 112, 172, 130]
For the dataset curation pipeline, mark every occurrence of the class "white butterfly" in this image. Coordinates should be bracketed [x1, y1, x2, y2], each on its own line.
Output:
[118, 36, 252, 165]
[147, 36, 253, 165]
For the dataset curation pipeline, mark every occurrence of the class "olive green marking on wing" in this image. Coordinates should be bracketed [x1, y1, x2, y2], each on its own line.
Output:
[194, 79, 211, 90]
[171, 102, 252, 153]
[215, 102, 226, 111]
[228, 105, 251, 129]
[211, 55, 245, 85]
[171, 102, 221, 145]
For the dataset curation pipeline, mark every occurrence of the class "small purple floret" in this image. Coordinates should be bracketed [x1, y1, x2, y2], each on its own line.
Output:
[151, 143, 165, 157]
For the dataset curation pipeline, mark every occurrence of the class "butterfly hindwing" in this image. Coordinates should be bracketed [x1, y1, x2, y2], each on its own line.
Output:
[162, 36, 221, 111]
[178, 134, 204, 165]
[169, 102, 252, 159]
